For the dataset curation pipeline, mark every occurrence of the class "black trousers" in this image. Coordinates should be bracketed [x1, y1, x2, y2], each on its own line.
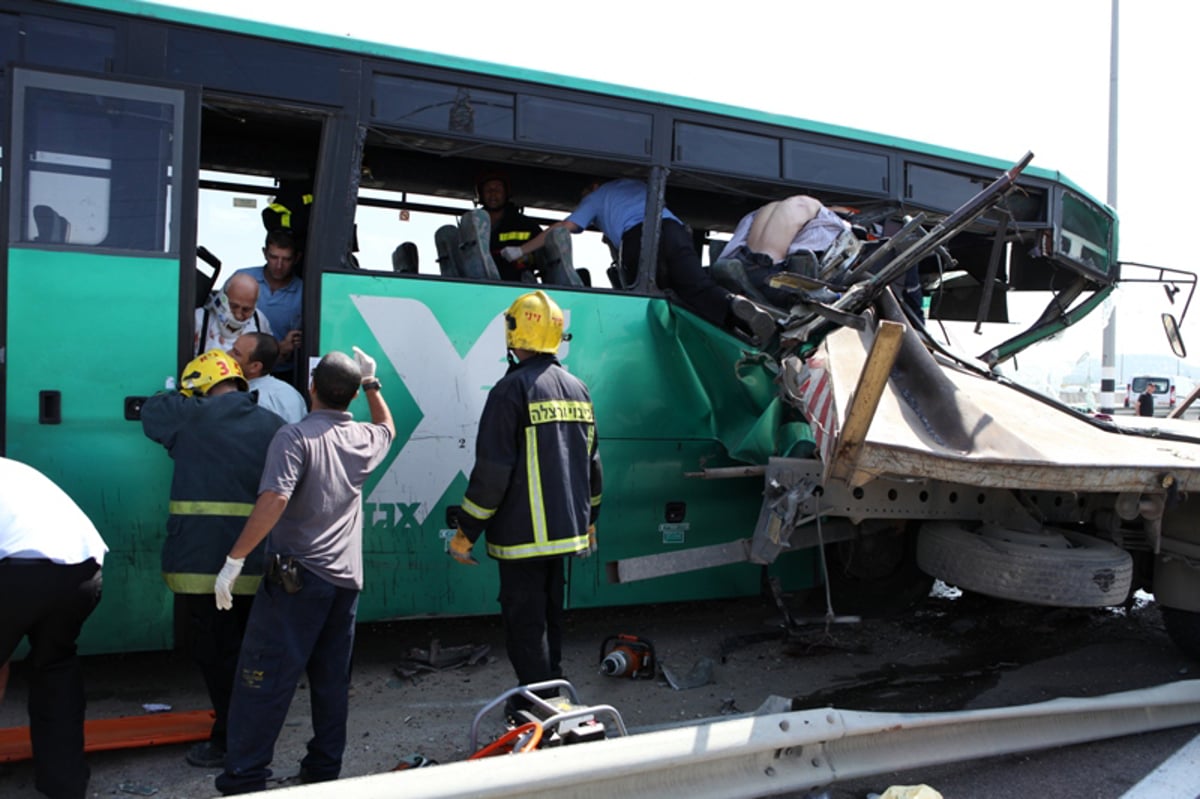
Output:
[0, 558, 102, 799]
[621, 219, 732, 327]
[180, 592, 253, 750]
[496, 557, 565, 689]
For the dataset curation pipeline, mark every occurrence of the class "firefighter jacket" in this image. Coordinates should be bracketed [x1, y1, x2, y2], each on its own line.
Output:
[459, 353, 602, 560]
[141, 390, 285, 594]
[490, 203, 543, 282]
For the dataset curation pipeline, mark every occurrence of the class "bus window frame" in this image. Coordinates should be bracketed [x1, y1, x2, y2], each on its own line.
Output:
[7, 66, 191, 257]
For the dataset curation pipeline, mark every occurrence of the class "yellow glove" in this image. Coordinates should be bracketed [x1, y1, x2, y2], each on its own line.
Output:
[449, 528, 478, 566]
[576, 524, 597, 558]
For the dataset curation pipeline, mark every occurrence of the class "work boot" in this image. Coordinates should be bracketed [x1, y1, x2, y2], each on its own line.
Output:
[186, 740, 226, 768]
[729, 295, 776, 347]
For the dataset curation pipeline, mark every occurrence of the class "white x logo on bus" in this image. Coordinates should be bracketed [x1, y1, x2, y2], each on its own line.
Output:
[352, 295, 509, 524]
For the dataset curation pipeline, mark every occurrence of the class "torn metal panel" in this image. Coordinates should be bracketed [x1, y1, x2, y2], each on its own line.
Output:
[797, 299, 1200, 495]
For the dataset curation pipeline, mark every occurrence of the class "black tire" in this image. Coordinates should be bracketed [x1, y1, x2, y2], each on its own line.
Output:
[1162, 606, 1200, 661]
[822, 521, 934, 617]
[916, 522, 1132, 607]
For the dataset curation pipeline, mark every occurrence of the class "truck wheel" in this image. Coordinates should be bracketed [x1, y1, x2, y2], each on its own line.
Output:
[825, 521, 933, 616]
[916, 522, 1132, 608]
[1161, 606, 1200, 661]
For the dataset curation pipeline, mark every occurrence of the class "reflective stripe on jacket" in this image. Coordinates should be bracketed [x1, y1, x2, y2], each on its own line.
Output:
[141, 391, 285, 594]
[459, 353, 602, 561]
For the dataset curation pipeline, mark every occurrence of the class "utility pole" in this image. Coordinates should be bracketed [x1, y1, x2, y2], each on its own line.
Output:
[1100, 0, 1119, 413]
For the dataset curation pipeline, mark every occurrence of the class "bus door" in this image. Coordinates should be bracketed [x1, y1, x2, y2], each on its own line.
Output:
[2, 67, 197, 653]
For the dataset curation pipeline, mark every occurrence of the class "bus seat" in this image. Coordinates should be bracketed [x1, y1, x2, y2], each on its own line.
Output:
[33, 204, 70, 243]
[456, 209, 500, 280]
[538, 226, 583, 287]
[607, 242, 632, 289]
[709, 239, 727, 263]
[434, 225, 463, 277]
[392, 241, 419, 273]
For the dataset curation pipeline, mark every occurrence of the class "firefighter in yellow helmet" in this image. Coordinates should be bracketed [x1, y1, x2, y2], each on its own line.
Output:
[450, 290, 602, 712]
[140, 349, 286, 769]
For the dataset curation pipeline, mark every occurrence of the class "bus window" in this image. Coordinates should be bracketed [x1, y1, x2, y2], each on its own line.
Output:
[11, 72, 182, 253]
[196, 170, 279, 282]
[354, 188, 473, 275]
[352, 187, 614, 284]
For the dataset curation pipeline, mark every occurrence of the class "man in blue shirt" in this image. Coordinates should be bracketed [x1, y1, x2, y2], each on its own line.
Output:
[501, 178, 774, 345]
[235, 229, 303, 380]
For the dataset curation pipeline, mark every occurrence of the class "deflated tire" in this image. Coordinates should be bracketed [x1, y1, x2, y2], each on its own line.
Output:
[916, 521, 1132, 607]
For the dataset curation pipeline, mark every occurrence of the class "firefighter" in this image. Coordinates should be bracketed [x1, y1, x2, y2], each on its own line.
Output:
[449, 290, 603, 706]
[140, 349, 285, 769]
[477, 171, 543, 282]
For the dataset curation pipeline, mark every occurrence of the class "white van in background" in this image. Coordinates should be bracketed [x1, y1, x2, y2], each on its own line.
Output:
[1125, 375, 1175, 409]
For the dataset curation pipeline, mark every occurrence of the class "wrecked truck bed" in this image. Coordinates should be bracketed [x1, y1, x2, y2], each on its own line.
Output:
[790, 301, 1200, 494]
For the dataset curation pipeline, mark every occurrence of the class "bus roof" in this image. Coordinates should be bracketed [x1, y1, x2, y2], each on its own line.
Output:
[74, 0, 1100, 207]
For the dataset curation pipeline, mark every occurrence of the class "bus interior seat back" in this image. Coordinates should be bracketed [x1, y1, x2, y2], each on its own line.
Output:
[392, 241, 419, 273]
[434, 225, 464, 277]
[456, 209, 501, 281]
[538, 226, 583, 287]
[709, 239, 727, 263]
[607, 241, 630, 289]
[33, 205, 70, 243]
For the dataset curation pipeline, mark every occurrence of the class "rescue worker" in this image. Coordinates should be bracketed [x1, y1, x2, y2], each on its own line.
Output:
[0, 456, 108, 799]
[233, 229, 303, 379]
[213, 348, 394, 795]
[477, 172, 543, 282]
[449, 290, 602, 710]
[140, 349, 286, 769]
[503, 178, 776, 345]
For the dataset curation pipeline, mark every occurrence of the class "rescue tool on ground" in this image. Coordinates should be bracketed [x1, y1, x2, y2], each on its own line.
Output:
[599, 634, 657, 679]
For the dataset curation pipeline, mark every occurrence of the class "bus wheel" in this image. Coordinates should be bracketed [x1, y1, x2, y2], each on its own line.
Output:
[1161, 606, 1200, 661]
[824, 521, 933, 617]
[916, 522, 1132, 608]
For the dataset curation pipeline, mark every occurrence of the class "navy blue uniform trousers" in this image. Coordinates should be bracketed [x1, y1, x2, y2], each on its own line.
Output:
[497, 556, 565, 688]
[215, 573, 358, 795]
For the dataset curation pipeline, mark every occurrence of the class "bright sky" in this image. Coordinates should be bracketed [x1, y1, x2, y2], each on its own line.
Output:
[161, 0, 1197, 377]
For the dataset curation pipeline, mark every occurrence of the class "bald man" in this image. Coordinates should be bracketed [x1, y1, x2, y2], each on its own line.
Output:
[194, 272, 273, 356]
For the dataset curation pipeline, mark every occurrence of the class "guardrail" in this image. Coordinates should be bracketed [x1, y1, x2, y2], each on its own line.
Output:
[258, 680, 1200, 798]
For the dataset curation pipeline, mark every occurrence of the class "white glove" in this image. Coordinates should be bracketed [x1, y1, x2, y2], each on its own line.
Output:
[352, 345, 377, 382]
[214, 555, 245, 611]
[500, 246, 524, 263]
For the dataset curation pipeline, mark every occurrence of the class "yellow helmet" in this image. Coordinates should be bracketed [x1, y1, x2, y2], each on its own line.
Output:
[179, 349, 248, 397]
[505, 290, 567, 354]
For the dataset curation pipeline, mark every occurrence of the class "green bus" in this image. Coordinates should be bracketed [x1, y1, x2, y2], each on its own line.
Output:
[1, 0, 1161, 656]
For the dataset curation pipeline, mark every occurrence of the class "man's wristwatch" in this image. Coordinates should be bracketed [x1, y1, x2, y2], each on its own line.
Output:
[362, 378, 382, 392]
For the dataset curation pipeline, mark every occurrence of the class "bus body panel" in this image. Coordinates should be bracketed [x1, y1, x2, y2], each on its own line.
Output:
[318, 272, 814, 620]
[5, 248, 177, 653]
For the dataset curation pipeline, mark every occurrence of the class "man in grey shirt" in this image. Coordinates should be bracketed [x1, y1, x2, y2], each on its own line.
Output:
[212, 348, 393, 795]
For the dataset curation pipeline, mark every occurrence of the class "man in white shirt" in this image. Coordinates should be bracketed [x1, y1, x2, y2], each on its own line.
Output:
[228, 332, 308, 424]
[0, 457, 108, 799]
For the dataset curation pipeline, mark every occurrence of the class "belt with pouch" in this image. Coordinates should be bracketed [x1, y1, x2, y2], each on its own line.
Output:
[265, 553, 304, 593]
